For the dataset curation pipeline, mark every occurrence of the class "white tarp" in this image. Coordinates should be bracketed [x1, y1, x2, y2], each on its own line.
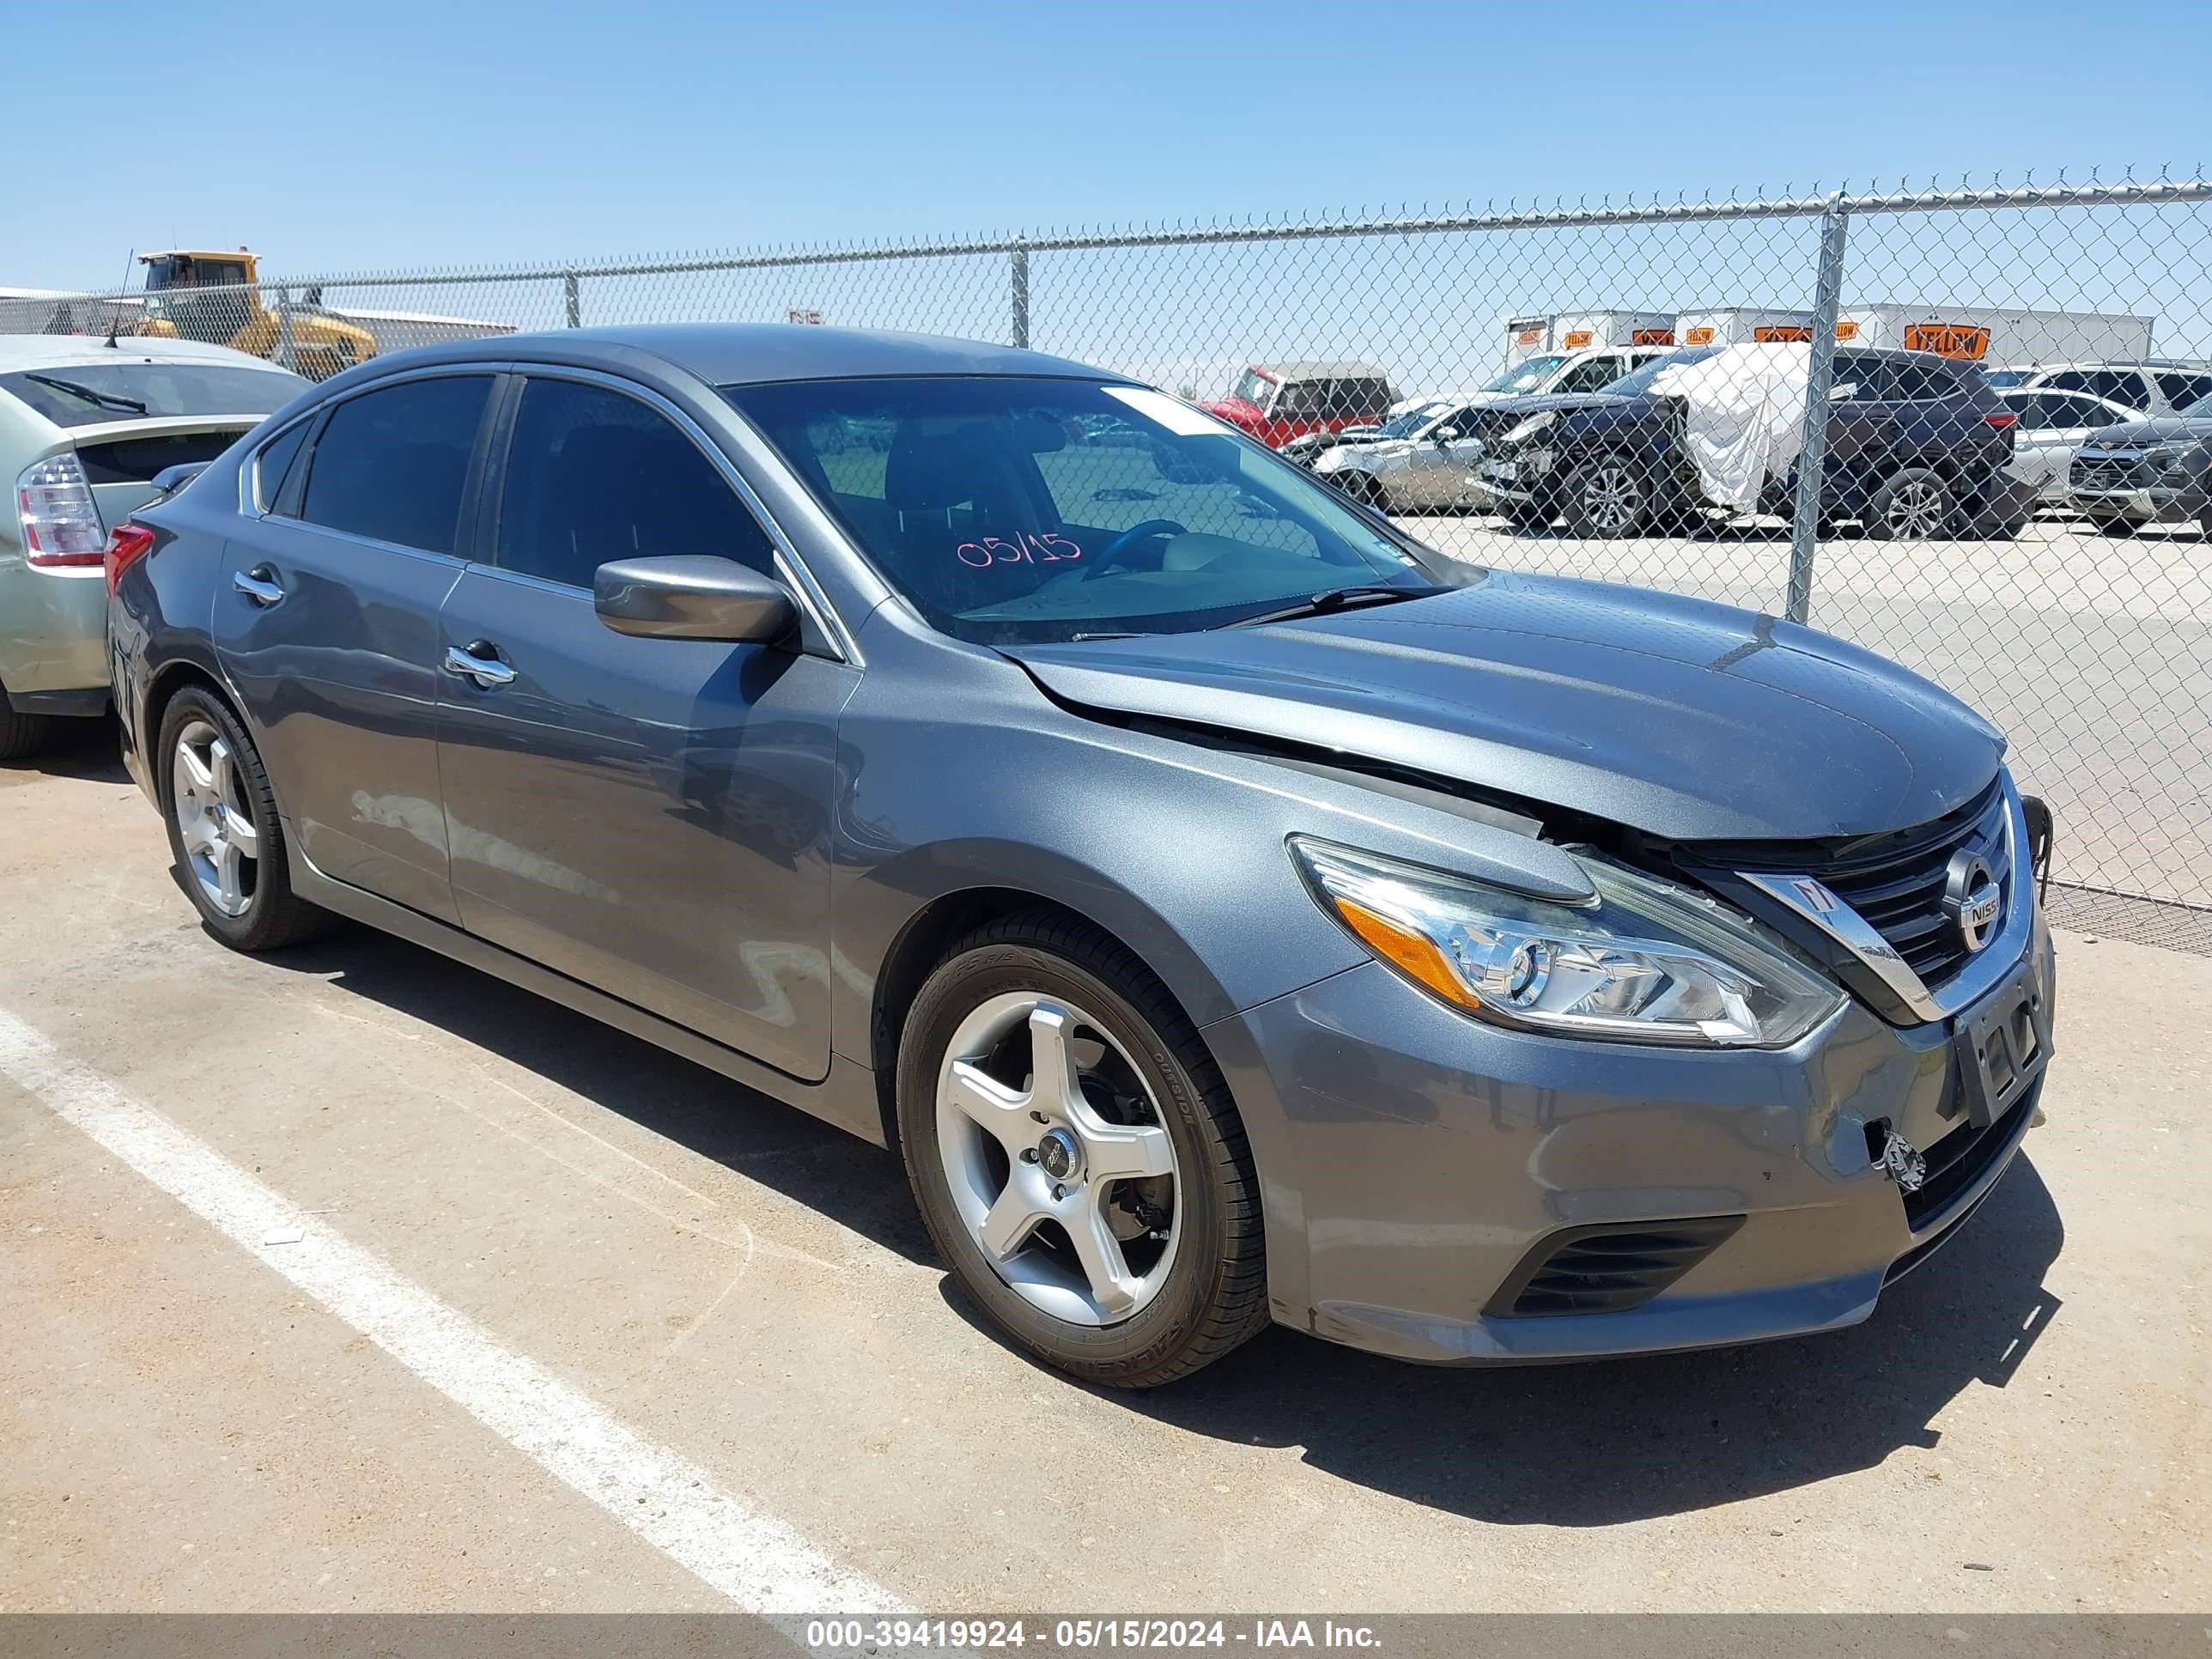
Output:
[1648, 343, 1815, 514]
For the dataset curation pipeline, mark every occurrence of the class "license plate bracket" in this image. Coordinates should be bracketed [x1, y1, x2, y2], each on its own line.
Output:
[1952, 957, 2052, 1128]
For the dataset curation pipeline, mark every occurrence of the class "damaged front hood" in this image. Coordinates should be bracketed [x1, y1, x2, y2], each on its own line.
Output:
[1006, 572, 2004, 842]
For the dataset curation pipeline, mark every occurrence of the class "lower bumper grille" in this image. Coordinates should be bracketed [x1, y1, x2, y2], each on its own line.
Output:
[1902, 1084, 2035, 1231]
[1486, 1216, 1745, 1317]
[2072, 455, 2151, 493]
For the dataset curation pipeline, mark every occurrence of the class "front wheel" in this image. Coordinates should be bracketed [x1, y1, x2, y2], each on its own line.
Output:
[157, 687, 330, 951]
[897, 913, 1269, 1388]
[1563, 454, 1652, 538]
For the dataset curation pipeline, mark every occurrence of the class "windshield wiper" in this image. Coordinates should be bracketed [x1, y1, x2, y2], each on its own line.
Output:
[1069, 630, 1158, 642]
[1217, 584, 1437, 629]
[21, 373, 148, 415]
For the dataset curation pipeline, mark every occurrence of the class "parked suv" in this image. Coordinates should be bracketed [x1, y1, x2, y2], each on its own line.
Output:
[1200, 361, 1395, 448]
[1984, 361, 2212, 419]
[1479, 344, 2021, 538]
[2067, 406, 2212, 535]
[110, 325, 2052, 1387]
[1, 337, 305, 758]
[1318, 347, 1678, 511]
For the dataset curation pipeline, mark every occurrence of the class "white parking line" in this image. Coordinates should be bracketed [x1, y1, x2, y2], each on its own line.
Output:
[0, 1005, 904, 1616]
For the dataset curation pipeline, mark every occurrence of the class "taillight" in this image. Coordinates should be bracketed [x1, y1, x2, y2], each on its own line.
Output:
[16, 452, 105, 568]
[104, 523, 155, 597]
[1983, 412, 2019, 429]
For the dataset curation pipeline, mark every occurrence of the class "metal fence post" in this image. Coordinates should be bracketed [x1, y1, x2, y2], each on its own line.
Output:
[1009, 243, 1030, 349]
[275, 287, 297, 374]
[563, 270, 581, 329]
[1786, 192, 1851, 624]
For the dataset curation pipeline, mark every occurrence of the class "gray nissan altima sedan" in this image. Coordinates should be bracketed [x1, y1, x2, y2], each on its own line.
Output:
[106, 325, 2056, 1387]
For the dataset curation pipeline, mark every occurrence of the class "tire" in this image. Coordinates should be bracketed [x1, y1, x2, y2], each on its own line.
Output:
[2087, 510, 2142, 538]
[1864, 468, 1959, 541]
[1334, 472, 1384, 508]
[896, 911, 1269, 1388]
[0, 695, 58, 762]
[155, 686, 330, 951]
[1563, 453, 1653, 538]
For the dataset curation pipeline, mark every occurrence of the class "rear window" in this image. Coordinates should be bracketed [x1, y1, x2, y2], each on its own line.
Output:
[76, 429, 251, 486]
[0, 362, 305, 429]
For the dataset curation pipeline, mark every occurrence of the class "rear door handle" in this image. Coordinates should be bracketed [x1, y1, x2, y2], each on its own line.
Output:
[443, 641, 516, 689]
[232, 566, 285, 607]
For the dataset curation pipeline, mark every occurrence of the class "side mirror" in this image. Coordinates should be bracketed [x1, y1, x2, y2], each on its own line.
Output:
[1830, 382, 1860, 402]
[1431, 426, 1462, 446]
[594, 556, 797, 643]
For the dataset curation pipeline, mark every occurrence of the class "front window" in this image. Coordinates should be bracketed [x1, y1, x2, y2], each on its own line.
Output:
[1983, 368, 2028, 388]
[1480, 355, 1568, 395]
[725, 375, 1449, 646]
[0, 362, 306, 429]
[1230, 368, 1277, 410]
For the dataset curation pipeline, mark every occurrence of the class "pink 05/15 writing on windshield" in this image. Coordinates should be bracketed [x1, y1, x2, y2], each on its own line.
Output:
[956, 533, 1083, 568]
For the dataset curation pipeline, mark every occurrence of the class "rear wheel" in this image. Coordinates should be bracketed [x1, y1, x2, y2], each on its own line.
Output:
[156, 687, 330, 951]
[0, 695, 58, 762]
[1865, 468, 1959, 541]
[896, 913, 1268, 1388]
[1564, 454, 1652, 538]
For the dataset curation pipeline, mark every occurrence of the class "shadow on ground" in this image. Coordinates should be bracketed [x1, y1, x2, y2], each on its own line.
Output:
[265, 922, 936, 1267]
[3, 716, 131, 787]
[268, 914, 2063, 1529]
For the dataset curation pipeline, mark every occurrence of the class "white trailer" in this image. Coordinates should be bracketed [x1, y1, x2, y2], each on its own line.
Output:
[328, 306, 518, 354]
[1832, 304, 2154, 367]
[1504, 310, 1676, 365]
[1675, 307, 1816, 347]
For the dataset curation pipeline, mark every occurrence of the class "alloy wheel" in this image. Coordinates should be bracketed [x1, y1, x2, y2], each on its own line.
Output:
[171, 718, 259, 917]
[1883, 478, 1952, 539]
[934, 992, 1181, 1327]
[1583, 463, 1644, 532]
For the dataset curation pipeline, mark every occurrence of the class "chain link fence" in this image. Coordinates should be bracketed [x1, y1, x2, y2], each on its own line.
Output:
[12, 171, 2210, 950]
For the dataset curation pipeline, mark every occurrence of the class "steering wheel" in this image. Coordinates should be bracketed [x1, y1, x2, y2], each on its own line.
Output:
[1078, 519, 1187, 581]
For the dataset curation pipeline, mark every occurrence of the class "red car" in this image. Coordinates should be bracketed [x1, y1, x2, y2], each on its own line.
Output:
[1200, 361, 1396, 448]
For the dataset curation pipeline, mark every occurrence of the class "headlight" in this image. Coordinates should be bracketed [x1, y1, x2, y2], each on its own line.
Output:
[1291, 839, 1844, 1048]
[1500, 411, 1558, 447]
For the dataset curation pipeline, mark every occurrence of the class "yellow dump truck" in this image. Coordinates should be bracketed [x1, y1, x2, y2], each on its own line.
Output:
[131, 250, 375, 382]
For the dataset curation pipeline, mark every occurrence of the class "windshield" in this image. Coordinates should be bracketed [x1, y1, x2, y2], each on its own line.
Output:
[1230, 368, 1277, 409]
[1377, 400, 1453, 437]
[725, 375, 1450, 646]
[0, 362, 304, 429]
[1481, 356, 1568, 395]
[1604, 345, 1725, 398]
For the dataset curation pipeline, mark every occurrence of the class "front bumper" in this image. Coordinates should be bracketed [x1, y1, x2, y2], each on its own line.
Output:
[1205, 911, 2055, 1364]
[2068, 481, 2209, 524]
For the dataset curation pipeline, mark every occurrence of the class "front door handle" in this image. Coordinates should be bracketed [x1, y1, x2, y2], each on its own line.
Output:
[443, 641, 516, 689]
[232, 566, 285, 607]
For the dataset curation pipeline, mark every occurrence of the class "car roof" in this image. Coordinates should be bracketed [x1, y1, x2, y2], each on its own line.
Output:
[0, 335, 299, 374]
[1261, 360, 1389, 379]
[403, 324, 1123, 386]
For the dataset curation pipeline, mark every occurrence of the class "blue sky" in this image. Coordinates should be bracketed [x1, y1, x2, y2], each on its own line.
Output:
[8, 0, 2210, 291]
